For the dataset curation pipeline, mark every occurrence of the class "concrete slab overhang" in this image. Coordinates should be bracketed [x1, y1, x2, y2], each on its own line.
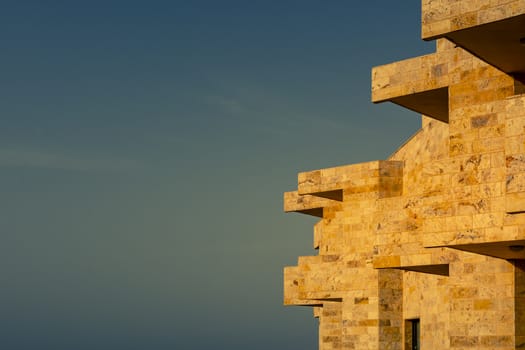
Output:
[443, 14, 525, 83]
[283, 191, 331, 217]
[284, 256, 349, 306]
[433, 240, 525, 260]
[376, 264, 450, 276]
[293, 161, 403, 203]
[283, 266, 324, 306]
[372, 246, 456, 277]
[390, 87, 449, 123]
[371, 52, 451, 122]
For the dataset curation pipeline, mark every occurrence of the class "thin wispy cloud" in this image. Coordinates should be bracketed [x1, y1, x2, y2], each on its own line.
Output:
[206, 95, 245, 115]
[0, 148, 140, 172]
[205, 87, 372, 138]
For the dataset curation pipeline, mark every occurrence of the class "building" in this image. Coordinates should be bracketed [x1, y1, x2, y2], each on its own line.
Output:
[283, 1, 525, 349]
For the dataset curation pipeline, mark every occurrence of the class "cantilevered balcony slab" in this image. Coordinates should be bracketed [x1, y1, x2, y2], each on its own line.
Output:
[422, 0, 525, 83]
[438, 240, 525, 260]
[372, 52, 451, 122]
[421, 0, 525, 40]
[390, 87, 449, 123]
[423, 212, 525, 260]
[283, 191, 333, 217]
[283, 266, 323, 306]
[377, 264, 450, 276]
[373, 247, 454, 276]
[284, 256, 347, 306]
[446, 14, 525, 83]
[297, 160, 403, 200]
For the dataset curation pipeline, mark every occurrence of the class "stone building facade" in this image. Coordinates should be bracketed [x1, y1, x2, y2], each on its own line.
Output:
[283, 1, 525, 349]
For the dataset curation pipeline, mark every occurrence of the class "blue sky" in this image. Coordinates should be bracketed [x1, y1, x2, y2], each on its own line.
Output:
[0, 1, 434, 349]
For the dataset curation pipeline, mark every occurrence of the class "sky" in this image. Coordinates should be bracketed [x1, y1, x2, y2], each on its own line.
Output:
[0, 1, 435, 349]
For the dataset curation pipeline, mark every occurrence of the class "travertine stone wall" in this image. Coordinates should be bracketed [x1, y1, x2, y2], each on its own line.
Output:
[421, 0, 525, 39]
[505, 96, 525, 212]
[515, 260, 525, 347]
[283, 1, 525, 349]
[451, 255, 516, 348]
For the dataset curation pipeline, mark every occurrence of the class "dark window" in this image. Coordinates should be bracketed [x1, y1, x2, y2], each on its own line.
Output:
[405, 319, 420, 350]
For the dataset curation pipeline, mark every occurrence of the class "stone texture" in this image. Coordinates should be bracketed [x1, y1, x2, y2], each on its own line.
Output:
[421, 0, 525, 39]
[283, 1, 525, 349]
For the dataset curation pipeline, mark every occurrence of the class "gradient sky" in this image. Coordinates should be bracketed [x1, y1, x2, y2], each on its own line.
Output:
[1, 1, 434, 349]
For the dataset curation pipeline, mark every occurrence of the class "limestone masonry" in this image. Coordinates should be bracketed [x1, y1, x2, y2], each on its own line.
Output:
[283, 1, 525, 349]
